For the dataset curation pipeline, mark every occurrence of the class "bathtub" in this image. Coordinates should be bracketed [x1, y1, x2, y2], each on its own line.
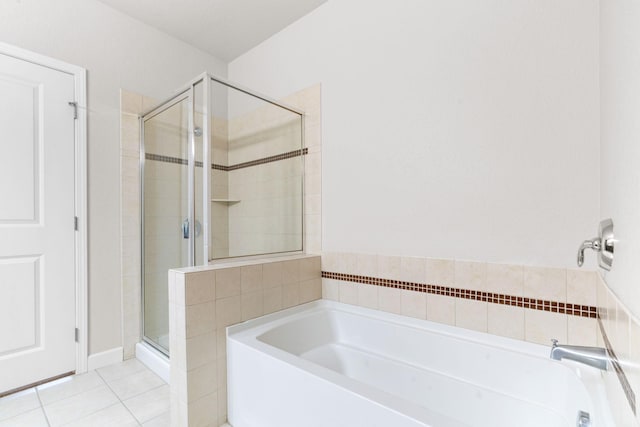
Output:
[227, 300, 613, 427]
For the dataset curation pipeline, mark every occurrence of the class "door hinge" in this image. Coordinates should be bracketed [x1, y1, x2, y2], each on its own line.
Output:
[74, 328, 79, 342]
[68, 101, 78, 120]
[74, 216, 79, 231]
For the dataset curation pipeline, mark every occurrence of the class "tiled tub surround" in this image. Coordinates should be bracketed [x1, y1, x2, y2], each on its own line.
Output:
[596, 273, 640, 426]
[168, 255, 321, 427]
[321, 253, 599, 347]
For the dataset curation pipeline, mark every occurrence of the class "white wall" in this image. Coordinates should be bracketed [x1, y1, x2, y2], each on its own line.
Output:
[230, 0, 600, 269]
[0, 0, 226, 354]
[600, 0, 640, 318]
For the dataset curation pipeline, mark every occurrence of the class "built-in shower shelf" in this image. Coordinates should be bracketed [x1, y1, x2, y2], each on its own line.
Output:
[211, 198, 241, 204]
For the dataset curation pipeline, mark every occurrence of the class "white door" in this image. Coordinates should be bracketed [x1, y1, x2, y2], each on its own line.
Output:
[0, 52, 76, 394]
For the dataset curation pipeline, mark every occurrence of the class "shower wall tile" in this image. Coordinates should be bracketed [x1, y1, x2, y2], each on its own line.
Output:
[377, 286, 402, 315]
[487, 304, 524, 340]
[523, 266, 566, 301]
[169, 254, 321, 427]
[485, 263, 524, 297]
[400, 290, 426, 320]
[321, 278, 340, 302]
[454, 260, 486, 291]
[524, 309, 567, 345]
[425, 258, 455, 287]
[567, 269, 597, 306]
[120, 90, 145, 359]
[456, 299, 488, 333]
[426, 294, 456, 326]
[357, 283, 379, 309]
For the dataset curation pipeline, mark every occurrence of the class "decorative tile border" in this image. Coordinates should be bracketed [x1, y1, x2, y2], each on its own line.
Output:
[598, 315, 636, 415]
[146, 148, 308, 171]
[322, 271, 597, 318]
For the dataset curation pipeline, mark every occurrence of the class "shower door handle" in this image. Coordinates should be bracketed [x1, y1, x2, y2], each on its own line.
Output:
[182, 219, 190, 239]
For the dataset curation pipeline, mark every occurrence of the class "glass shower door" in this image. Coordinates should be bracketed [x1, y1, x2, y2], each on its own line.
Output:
[142, 95, 191, 355]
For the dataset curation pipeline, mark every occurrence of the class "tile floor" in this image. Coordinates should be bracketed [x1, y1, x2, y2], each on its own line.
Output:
[0, 359, 169, 427]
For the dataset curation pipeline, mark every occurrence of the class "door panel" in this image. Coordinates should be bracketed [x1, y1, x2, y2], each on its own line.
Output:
[0, 52, 76, 394]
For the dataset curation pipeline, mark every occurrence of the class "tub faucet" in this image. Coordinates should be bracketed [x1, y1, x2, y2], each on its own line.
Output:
[550, 339, 608, 371]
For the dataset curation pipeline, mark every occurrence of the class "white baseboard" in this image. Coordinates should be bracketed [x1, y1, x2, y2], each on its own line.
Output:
[87, 347, 123, 371]
[135, 342, 170, 384]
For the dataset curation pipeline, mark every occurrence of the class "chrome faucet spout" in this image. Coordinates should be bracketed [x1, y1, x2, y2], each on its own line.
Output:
[550, 339, 608, 371]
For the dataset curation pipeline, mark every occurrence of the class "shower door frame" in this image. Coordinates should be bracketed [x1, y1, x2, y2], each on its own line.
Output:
[139, 73, 306, 356]
[140, 87, 195, 356]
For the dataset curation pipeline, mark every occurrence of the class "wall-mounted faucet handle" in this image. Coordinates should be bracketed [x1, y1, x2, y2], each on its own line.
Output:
[551, 338, 558, 347]
[576, 219, 614, 271]
[577, 238, 599, 267]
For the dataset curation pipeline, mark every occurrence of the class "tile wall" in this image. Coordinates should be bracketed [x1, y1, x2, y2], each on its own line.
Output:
[120, 90, 161, 358]
[596, 273, 640, 426]
[321, 252, 598, 346]
[223, 84, 322, 258]
[168, 255, 321, 427]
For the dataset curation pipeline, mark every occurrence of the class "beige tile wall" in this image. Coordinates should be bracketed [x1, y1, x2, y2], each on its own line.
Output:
[222, 84, 322, 258]
[322, 252, 598, 346]
[169, 255, 321, 427]
[597, 273, 640, 426]
[211, 118, 229, 259]
[120, 90, 159, 358]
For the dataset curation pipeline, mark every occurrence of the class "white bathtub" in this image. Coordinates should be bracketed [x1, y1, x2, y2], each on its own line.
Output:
[227, 300, 613, 427]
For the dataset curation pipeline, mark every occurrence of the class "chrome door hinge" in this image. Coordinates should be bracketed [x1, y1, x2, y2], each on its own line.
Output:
[68, 101, 78, 119]
[74, 216, 79, 231]
[74, 328, 79, 342]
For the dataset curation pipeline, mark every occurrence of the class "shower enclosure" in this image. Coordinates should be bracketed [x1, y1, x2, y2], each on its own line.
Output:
[140, 74, 305, 355]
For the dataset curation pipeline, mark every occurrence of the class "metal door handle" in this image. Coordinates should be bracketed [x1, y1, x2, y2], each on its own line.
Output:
[182, 219, 189, 239]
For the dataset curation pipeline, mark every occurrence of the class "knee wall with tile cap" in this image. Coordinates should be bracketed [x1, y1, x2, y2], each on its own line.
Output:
[168, 255, 321, 427]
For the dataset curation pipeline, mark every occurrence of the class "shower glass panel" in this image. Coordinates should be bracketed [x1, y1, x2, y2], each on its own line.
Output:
[140, 74, 305, 358]
[210, 80, 304, 259]
[142, 95, 191, 355]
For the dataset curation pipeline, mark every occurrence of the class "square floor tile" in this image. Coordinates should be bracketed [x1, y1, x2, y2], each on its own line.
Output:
[107, 369, 165, 401]
[97, 359, 146, 383]
[37, 370, 104, 405]
[141, 410, 170, 426]
[0, 388, 41, 422]
[65, 402, 139, 427]
[43, 384, 119, 426]
[124, 384, 169, 423]
[0, 407, 48, 427]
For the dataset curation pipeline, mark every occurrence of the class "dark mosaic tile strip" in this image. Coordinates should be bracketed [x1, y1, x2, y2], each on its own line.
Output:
[146, 148, 308, 171]
[145, 153, 204, 167]
[321, 271, 597, 319]
[224, 147, 309, 171]
[598, 315, 636, 415]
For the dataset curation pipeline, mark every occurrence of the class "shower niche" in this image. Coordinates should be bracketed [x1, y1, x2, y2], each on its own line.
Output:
[140, 74, 305, 355]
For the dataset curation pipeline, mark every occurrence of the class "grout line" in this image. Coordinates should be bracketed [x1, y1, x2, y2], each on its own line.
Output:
[94, 369, 142, 426]
[141, 410, 170, 426]
[34, 388, 52, 427]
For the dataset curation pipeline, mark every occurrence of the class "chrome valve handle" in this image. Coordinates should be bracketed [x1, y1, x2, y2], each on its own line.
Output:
[577, 238, 599, 267]
[576, 219, 614, 271]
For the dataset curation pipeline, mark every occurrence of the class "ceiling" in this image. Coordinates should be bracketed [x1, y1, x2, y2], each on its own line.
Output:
[98, 0, 326, 61]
